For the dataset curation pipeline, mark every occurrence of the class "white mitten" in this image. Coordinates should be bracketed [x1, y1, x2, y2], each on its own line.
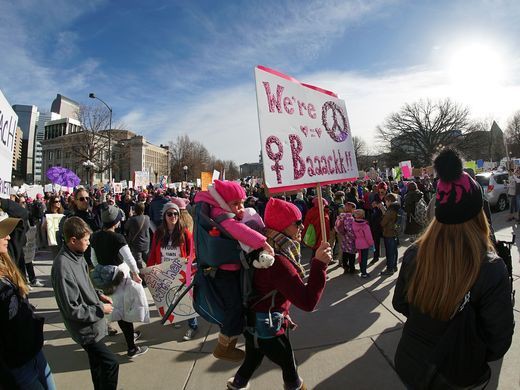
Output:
[252, 250, 275, 269]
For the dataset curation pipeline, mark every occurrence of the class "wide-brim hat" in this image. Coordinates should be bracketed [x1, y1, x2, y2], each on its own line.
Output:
[0, 212, 21, 238]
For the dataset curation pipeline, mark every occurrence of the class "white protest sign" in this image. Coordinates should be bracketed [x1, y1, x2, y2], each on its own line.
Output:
[121, 180, 128, 189]
[44, 184, 53, 193]
[45, 214, 65, 246]
[0, 90, 17, 199]
[26, 185, 44, 199]
[128, 180, 133, 189]
[255, 66, 358, 193]
[141, 258, 197, 325]
[134, 171, 149, 189]
[113, 182, 123, 194]
[212, 170, 220, 182]
[399, 161, 412, 179]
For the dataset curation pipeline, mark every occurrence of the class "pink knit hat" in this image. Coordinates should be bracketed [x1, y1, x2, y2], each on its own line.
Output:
[264, 198, 302, 232]
[170, 196, 190, 210]
[213, 180, 246, 203]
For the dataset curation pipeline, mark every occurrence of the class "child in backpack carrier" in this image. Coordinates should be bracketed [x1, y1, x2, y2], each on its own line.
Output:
[194, 180, 274, 362]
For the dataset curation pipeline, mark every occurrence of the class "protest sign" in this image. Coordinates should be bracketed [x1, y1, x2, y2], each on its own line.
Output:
[44, 184, 53, 193]
[212, 170, 220, 182]
[255, 66, 358, 193]
[134, 171, 149, 189]
[200, 172, 212, 190]
[26, 185, 44, 199]
[0, 90, 17, 199]
[45, 214, 65, 246]
[121, 180, 128, 189]
[196, 178, 201, 188]
[399, 161, 412, 179]
[113, 182, 123, 194]
[128, 180, 133, 189]
[141, 258, 197, 325]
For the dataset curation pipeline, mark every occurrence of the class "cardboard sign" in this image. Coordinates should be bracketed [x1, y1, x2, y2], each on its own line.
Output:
[45, 214, 65, 246]
[255, 66, 358, 193]
[0, 90, 17, 199]
[200, 172, 212, 190]
[141, 259, 197, 325]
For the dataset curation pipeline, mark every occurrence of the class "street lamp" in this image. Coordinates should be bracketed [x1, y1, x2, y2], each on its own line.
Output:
[183, 165, 188, 182]
[82, 159, 96, 188]
[89, 93, 112, 183]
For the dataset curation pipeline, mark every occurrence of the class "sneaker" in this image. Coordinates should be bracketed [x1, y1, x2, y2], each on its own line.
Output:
[107, 324, 118, 336]
[127, 345, 149, 358]
[183, 327, 197, 341]
[361, 273, 370, 278]
[379, 269, 395, 276]
[30, 279, 44, 287]
[133, 330, 142, 342]
[227, 377, 250, 390]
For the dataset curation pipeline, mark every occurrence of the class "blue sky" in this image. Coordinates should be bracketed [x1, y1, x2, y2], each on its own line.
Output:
[2, 0, 520, 164]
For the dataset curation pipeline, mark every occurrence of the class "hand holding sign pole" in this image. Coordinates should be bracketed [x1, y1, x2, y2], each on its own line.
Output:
[255, 66, 359, 239]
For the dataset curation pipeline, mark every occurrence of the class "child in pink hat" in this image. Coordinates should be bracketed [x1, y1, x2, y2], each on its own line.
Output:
[194, 180, 274, 362]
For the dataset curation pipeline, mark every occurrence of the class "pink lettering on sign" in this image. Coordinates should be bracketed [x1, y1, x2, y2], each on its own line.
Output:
[289, 134, 305, 180]
[265, 136, 284, 184]
[322, 101, 349, 142]
[262, 81, 317, 118]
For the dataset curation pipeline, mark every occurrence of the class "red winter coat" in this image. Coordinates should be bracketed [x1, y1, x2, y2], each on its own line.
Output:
[147, 228, 193, 266]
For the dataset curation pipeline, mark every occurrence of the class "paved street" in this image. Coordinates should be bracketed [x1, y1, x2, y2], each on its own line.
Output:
[32, 210, 519, 389]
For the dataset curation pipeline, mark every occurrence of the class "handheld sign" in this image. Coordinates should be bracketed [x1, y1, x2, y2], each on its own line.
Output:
[255, 66, 358, 193]
[255, 66, 358, 243]
[0, 90, 17, 199]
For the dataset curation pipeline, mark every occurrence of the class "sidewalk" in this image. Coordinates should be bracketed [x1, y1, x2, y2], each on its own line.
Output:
[31, 211, 519, 389]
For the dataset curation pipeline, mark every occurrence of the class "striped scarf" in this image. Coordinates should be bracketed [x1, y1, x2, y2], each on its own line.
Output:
[265, 228, 305, 278]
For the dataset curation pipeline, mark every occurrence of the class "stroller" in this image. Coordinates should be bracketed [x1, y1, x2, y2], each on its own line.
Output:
[495, 233, 516, 306]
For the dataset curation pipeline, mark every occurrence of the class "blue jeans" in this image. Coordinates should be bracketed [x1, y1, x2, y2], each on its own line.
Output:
[10, 350, 56, 390]
[384, 236, 398, 270]
[359, 249, 369, 274]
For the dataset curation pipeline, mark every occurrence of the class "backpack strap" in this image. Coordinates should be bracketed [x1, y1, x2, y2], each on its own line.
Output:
[214, 213, 235, 224]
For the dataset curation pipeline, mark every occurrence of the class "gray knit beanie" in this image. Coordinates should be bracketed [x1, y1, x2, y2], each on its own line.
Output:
[162, 202, 180, 218]
[101, 203, 123, 228]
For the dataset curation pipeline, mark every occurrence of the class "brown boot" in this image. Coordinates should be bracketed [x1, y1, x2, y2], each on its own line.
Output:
[213, 333, 245, 362]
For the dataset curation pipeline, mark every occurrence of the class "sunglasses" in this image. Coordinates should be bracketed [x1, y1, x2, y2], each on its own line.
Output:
[166, 211, 179, 217]
[54, 200, 61, 204]
[78, 197, 90, 202]
[294, 220, 303, 227]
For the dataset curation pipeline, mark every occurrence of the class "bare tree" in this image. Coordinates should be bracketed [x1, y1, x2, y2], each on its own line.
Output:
[377, 98, 474, 166]
[169, 134, 241, 181]
[60, 104, 112, 184]
[506, 111, 520, 157]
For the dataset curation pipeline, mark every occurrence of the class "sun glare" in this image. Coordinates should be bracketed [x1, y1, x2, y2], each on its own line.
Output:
[447, 42, 507, 88]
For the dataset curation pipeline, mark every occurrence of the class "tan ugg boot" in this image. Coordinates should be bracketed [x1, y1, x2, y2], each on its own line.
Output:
[213, 333, 245, 362]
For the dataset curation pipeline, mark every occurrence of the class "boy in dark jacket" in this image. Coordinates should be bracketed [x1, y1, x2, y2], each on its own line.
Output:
[380, 193, 400, 275]
[52, 217, 119, 390]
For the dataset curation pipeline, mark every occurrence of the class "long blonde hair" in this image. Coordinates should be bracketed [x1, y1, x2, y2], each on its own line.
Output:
[0, 252, 30, 297]
[407, 209, 493, 321]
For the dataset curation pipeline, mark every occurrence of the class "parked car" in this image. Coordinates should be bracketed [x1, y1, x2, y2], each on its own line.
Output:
[475, 171, 509, 212]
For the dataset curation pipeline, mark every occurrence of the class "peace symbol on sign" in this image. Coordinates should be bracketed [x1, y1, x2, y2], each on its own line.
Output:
[321, 101, 349, 142]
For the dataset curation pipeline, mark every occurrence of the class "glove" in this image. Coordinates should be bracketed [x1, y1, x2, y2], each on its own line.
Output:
[252, 250, 275, 269]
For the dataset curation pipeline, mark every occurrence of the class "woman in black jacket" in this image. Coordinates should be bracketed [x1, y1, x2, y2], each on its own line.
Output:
[392, 149, 514, 389]
[0, 212, 56, 389]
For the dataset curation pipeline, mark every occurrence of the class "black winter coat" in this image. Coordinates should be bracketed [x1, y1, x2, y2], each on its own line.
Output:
[392, 246, 514, 388]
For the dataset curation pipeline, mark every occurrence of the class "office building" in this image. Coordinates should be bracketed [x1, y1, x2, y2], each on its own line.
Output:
[12, 104, 39, 183]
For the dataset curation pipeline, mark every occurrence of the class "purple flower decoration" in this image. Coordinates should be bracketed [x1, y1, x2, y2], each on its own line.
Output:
[46, 166, 81, 187]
